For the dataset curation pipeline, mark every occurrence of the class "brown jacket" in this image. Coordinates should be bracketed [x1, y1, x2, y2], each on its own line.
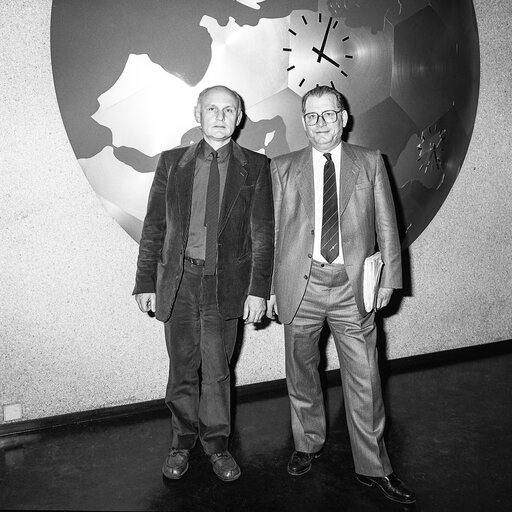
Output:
[134, 140, 274, 322]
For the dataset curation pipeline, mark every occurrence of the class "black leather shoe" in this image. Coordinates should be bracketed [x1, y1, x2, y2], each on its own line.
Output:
[356, 473, 416, 504]
[287, 450, 321, 476]
[209, 451, 241, 482]
[162, 448, 190, 479]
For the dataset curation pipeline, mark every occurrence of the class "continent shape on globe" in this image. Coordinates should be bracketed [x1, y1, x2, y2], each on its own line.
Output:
[51, 0, 479, 246]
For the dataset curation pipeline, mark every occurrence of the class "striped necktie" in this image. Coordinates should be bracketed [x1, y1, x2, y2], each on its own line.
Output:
[320, 152, 339, 264]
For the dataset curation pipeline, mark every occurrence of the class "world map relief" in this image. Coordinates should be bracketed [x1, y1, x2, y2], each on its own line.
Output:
[51, 0, 479, 246]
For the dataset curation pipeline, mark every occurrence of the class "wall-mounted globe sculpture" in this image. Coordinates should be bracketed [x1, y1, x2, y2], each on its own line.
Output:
[51, 0, 479, 248]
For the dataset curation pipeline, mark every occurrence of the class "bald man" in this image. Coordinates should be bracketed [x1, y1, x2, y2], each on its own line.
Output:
[134, 86, 274, 482]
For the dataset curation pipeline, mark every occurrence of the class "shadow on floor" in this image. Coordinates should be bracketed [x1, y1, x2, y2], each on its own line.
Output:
[1, 345, 511, 511]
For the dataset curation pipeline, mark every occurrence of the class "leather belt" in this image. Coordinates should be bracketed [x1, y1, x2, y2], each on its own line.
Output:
[184, 255, 205, 266]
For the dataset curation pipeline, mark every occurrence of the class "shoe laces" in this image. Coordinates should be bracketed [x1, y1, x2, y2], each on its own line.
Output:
[170, 448, 188, 456]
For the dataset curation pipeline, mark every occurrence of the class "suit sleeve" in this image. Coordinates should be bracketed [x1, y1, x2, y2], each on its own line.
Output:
[269, 158, 284, 295]
[374, 151, 402, 289]
[132, 152, 169, 295]
[248, 157, 274, 299]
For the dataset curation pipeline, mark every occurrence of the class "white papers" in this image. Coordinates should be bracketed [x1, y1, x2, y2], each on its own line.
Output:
[363, 252, 384, 313]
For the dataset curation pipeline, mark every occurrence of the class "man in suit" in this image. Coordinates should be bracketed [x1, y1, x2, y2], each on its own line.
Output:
[267, 85, 415, 504]
[134, 85, 274, 482]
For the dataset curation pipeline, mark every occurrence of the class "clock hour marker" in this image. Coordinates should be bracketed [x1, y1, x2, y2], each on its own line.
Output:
[285, 16, 355, 90]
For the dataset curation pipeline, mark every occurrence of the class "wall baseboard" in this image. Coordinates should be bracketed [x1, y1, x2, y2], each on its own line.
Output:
[1, 339, 510, 438]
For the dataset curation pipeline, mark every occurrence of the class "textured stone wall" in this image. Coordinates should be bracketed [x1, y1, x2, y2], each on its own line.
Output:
[1, 0, 511, 424]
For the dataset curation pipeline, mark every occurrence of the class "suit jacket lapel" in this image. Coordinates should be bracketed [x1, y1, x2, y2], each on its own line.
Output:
[218, 141, 247, 235]
[295, 147, 315, 228]
[339, 142, 361, 217]
[175, 143, 199, 243]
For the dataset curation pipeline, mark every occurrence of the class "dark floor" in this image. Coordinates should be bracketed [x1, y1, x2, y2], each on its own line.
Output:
[1, 347, 511, 511]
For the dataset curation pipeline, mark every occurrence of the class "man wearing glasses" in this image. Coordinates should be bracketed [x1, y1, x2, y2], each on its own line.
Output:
[267, 85, 415, 504]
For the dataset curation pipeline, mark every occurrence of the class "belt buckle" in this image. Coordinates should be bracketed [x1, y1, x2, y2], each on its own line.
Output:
[185, 255, 205, 266]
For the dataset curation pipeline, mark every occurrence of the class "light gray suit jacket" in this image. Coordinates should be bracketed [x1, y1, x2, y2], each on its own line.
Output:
[270, 142, 402, 323]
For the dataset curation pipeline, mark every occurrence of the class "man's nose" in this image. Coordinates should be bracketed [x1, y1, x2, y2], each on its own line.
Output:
[216, 110, 225, 121]
[316, 115, 326, 127]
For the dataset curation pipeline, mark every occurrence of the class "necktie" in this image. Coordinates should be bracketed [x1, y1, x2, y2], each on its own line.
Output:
[320, 153, 339, 264]
[204, 150, 219, 275]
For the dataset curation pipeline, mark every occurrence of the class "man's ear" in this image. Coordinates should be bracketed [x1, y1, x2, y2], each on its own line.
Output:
[236, 110, 243, 126]
[341, 110, 348, 128]
[194, 106, 201, 124]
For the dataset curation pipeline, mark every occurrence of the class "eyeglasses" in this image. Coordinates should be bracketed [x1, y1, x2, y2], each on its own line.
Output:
[303, 110, 342, 126]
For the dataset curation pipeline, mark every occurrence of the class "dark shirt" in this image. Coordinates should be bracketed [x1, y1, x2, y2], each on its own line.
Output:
[186, 139, 231, 260]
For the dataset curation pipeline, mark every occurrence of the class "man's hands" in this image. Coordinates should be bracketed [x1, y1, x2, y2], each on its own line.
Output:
[266, 295, 278, 320]
[243, 295, 266, 324]
[135, 293, 156, 313]
[135, 293, 269, 323]
[135, 289, 392, 319]
[375, 287, 393, 311]
[267, 288, 393, 318]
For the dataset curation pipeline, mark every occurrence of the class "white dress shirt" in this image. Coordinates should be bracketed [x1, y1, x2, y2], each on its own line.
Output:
[312, 144, 344, 264]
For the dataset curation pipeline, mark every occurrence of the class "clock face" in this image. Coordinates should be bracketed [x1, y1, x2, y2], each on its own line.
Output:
[282, 9, 393, 118]
[284, 11, 354, 95]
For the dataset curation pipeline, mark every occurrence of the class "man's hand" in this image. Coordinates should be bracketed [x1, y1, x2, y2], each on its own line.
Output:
[266, 295, 278, 320]
[135, 293, 156, 313]
[375, 287, 393, 310]
[243, 295, 266, 324]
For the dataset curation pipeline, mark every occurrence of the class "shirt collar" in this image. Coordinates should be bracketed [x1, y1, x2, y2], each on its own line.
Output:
[200, 139, 232, 163]
[312, 143, 342, 167]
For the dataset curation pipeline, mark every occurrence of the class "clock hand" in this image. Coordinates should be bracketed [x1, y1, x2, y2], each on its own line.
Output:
[312, 16, 333, 63]
[311, 48, 340, 68]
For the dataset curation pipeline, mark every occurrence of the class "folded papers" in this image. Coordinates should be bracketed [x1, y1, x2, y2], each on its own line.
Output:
[363, 252, 384, 313]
